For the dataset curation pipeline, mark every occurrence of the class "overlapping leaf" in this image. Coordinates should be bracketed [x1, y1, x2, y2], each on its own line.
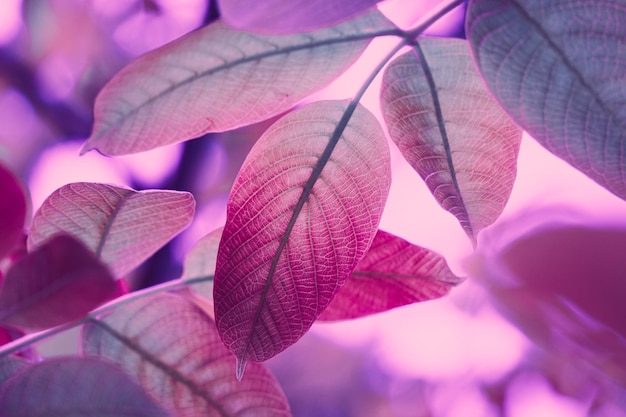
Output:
[214, 100, 391, 375]
[82, 293, 291, 417]
[380, 38, 522, 243]
[0, 163, 28, 259]
[466, 0, 626, 199]
[0, 356, 171, 416]
[27, 183, 195, 277]
[82, 11, 397, 155]
[218, 0, 381, 34]
[182, 227, 222, 300]
[318, 230, 463, 321]
[0, 235, 117, 330]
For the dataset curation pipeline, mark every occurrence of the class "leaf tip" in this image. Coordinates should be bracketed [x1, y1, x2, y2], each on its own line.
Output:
[235, 357, 247, 381]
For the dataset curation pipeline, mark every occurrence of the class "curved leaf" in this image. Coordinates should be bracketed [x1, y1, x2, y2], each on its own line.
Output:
[182, 227, 222, 299]
[218, 0, 380, 34]
[214, 100, 391, 375]
[0, 235, 117, 331]
[0, 356, 171, 417]
[380, 38, 522, 243]
[466, 0, 626, 199]
[82, 293, 291, 417]
[27, 183, 195, 278]
[82, 11, 397, 155]
[0, 163, 28, 260]
[318, 230, 464, 321]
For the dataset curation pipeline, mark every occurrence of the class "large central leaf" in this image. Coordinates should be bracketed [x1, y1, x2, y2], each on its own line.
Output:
[214, 100, 391, 376]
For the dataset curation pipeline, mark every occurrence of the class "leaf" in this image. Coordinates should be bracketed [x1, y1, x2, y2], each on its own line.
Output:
[0, 163, 28, 260]
[82, 11, 397, 156]
[218, 0, 381, 34]
[0, 234, 117, 331]
[380, 38, 522, 243]
[214, 100, 391, 375]
[318, 230, 464, 321]
[82, 293, 291, 417]
[0, 356, 30, 387]
[27, 183, 195, 278]
[466, 0, 626, 199]
[0, 356, 172, 417]
[181, 227, 222, 299]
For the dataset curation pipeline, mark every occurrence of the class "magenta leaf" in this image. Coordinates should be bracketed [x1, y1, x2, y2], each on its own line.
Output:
[82, 293, 291, 417]
[466, 0, 626, 199]
[0, 163, 28, 260]
[214, 100, 391, 375]
[0, 234, 117, 331]
[380, 38, 522, 243]
[218, 0, 381, 34]
[27, 183, 195, 277]
[82, 11, 396, 155]
[0, 356, 171, 416]
[318, 230, 464, 321]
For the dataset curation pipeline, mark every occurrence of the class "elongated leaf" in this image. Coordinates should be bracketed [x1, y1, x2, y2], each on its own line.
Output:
[0, 163, 28, 260]
[318, 230, 464, 321]
[466, 0, 626, 199]
[27, 183, 195, 277]
[82, 11, 397, 156]
[218, 0, 381, 34]
[0, 235, 117, 330]
[82, 293, 291, 417]
[214, 100, 391, 375]
[380, 38, 522, 243]
[0, 356, 171, 417]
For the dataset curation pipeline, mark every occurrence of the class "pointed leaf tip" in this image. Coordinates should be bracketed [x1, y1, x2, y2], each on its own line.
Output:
[236, 357, 247, 381]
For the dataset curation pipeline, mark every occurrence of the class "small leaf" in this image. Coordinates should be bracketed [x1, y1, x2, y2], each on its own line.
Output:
[181, 227, 222, 299]
[218, 0, 381, 34]
[82, 293, 291, 417]
[27, 183, 195, 277]
[82, 11, 396, 155]
[0, 163, 28, 260]
[466, 0, 626, 199]
[380, 38, 522, 243]
[0, 356, 171, 417]
[318, 230, 464, 321]
[0, 234, 117, 330]
[214, 100, 391, 372]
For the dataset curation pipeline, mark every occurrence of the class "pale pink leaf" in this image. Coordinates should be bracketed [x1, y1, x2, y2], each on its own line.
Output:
[0, 163, 28, 260]
[82, 11, 396, 155]
[467, 0, 626, 199]
[380, 38, 522, 244]
[0, 234, 117, 331]
[181, 227, 222, 300]
[318, 230, 464, 321]
[219, 0, 381, 34]
[0, 356, 171, 416]
[82, 293, 291, 417]
[27, 183, 195, 277]
[214, 100, 391, 375]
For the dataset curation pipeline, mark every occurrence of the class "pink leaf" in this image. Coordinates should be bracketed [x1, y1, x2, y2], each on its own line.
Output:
[27, 183, 195, 277]
[0, 163, 28, 260]
[380, 38, 521, 244]
[466, 0, 626, 199]
[82, 293, 291, 417]
[82, 11, 396, 155]
[0, 356, 171, 416]
[214, 100, 391, 375]
[0, 234, 117, 331]
[318, 230, 464, 321]
[218, 0, 381, 34]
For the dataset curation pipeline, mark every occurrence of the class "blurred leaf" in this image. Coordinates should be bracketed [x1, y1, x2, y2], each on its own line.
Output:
[466, 0, 626, 199]
[214, 100, 390, 376]
[380, 38, 521, 243]
[0, 163, 28, 260]
[28, 183, 195, 277]
[218, 0, 381, 34]
[0, 356, 171, 416]
[0, 234, 117, 331]
[0, 356, 30, 387]
[82, 11, 397, 155]
[318, 230, 464, 321]
[82, 293, 291, 417]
